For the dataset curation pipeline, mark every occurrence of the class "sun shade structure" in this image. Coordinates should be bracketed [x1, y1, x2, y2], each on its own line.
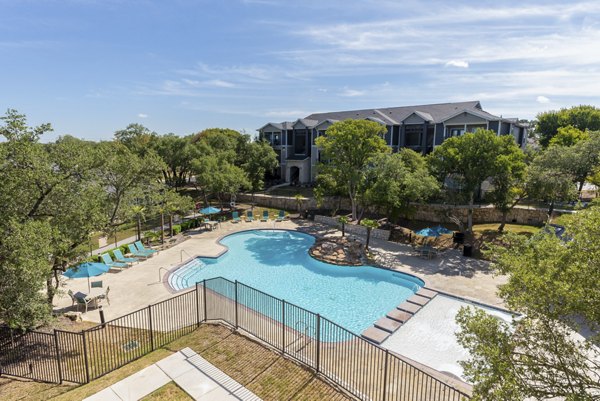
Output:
[199, 206, 221, 215]
[63, 262, 110, 292]
[415, 226, 453, 237]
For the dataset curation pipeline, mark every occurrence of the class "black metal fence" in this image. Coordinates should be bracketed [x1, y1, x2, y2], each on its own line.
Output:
[0, 277, 470, 401]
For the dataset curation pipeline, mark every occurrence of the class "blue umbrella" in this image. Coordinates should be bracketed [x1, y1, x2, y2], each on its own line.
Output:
[63, 262, 109, 292]
[199, 206, 221, 215]
[433, 225, 453, 235]
[415, 227, 440, 237]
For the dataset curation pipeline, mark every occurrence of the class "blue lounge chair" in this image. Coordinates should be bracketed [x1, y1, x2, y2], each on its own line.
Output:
[232, 211, 241, 223]
[135, 241, 158, 255]
[261, 210, 269, 222]
[101, 253, 128, 269]
[275, 210, 286, 222]
[127, 243, 151, 258]
[113, 249, 138, 264]
[245, 211, 254, 222]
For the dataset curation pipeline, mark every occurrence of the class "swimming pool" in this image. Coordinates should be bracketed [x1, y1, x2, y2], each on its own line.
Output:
[168, 229, 424, 334]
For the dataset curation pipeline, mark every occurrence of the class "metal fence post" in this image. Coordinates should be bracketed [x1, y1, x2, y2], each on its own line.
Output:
[234, 280, 239, 329]
[281, 300, 286, 354]
[203, 279, 208, 321]
[53, 330, 63, 384]
[195, 282, 201, 327]
[316, 314, 321, 373]
[383, 349, 389, 401]
[81, 330, 90, 383]
[148, 306, 155, 351]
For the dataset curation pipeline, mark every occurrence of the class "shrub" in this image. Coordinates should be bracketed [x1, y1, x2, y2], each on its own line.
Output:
[173, 224, 182, 235]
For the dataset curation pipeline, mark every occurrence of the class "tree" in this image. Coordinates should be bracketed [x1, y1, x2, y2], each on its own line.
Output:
[428, 130, 524, 232]
[360, 218, 379, 250]
[567, 131, 600, 194]
[242, 140, 279, 198]
[152, 134, 202, 190]
[338, 216, 348, 237]
[526, 147, 578, 217]
[114, 123, 157, 156]
[536, 105, 600, 147]
[456, 206, 600, 400]
[315, 120, 389, 220]
[192, 155, 250, 210]
[364, 150, 439, 220]
[549, 125, 589, 147]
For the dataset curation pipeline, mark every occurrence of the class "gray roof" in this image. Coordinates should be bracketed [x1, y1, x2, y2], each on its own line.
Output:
[303, 101, 500, 125]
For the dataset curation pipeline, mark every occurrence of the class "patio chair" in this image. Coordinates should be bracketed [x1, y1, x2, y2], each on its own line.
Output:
[245, 211, 254, 222]
[261, 210, 269, 222]
[232, 211, 241, 223]
[135, 241, 158, 255]
[127, 243, 151, 259]
[113, 249, 138, 264]
[68, 290, 96, 313]
[97, 286, 110, 305]
[101, 253, 128, 269]
[275, 210, 286, 222]
[91, 280, 103, 289]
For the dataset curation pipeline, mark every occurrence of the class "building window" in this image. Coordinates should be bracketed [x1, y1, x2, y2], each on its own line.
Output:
[294, 131, 307, 155]
[405, 125, 422, 147]
[272, 133, 280, 145]
[447, 127, 465, 137]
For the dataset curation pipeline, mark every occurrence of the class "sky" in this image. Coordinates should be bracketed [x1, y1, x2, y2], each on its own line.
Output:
[2, 0, 600, 141]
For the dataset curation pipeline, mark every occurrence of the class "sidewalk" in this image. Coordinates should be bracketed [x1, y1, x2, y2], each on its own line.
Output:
[84, 347, 261, 401]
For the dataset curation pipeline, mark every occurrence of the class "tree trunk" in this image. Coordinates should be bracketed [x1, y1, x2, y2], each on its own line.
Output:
[366, 228, 372, 250]
[467, 192, 474, 233]
[169, 214, 173, 237]
[548, 200, 555, 221]
[46, 276, 55, 306]
[136, 216, 142, 241]
[160, 213, 165, 244]
[341, 223, 345, 237]
[578, 180, 585, 196]
[498, 210, 508, 232]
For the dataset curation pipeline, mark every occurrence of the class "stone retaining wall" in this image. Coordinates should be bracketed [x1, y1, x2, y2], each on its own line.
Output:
[314, 215, 391, 240]
[238, 193, 565, 226]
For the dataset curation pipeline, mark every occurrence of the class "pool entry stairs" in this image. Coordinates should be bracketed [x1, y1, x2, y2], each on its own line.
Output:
[361, 287, 438, 344]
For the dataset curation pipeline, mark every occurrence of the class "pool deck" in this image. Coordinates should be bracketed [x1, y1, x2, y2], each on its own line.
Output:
[54, 218, 506, 324]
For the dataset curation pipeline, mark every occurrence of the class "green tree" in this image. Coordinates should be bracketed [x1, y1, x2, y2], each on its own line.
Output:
[360, 218, 379, 250]
[568, 131, 600, 194]
[242, 140, 279, 198]
[192, 155, 250, 210]
[338, 216, 348, 237]
[152, 134, 202, 190]
[536, 105, 600, 147]
[364, 150, 439, 220]
[114, 123, 157, 156]
[315, 120, 389, 220]
[457, 206, 600, 400]
[429, 129, 524, 232]
[526, 146, 578, 217]
[549, 125, 589, 147]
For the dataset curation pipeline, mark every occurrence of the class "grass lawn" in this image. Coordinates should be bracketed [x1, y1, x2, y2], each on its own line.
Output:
[472, 223, 540, 235]
[263, 186, 314, 198]
[141, 382, 192, 401]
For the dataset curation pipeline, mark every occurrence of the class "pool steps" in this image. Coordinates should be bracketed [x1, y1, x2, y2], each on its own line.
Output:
[169, 259, 207, 289]
[361, 287, 438, 344]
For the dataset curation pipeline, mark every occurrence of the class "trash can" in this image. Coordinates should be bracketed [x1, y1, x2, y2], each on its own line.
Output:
[453, 232, 465, 245]
[463, 245, 473, 257]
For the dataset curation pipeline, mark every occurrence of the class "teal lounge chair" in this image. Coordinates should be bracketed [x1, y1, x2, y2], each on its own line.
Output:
[261, 210, 269, 222]
[101, 253, 128, 269]
[127, 243, 151, 258]
[245, 211, 254, 222]
[275, 210, 286, 222]
[113, 249, 138, 264]
[232, 211, 241, 223]
[135, 241, 158, 255]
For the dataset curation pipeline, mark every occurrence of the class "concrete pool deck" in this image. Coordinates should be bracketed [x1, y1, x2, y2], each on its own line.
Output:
[54, 218, 506, 324]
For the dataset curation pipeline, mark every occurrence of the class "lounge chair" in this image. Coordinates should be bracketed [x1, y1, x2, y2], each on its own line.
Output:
[275, 210, 286, 222]
[245, 211, 254, 222]
[202, 218, 219, 230]
[113, 249, 138, 264]
[101, 253, 128, 269]
[127, 243, 151, 259]
[135, 241, 158, 255]
[232, 211, 241, 223]
[261, 210, 269, 222]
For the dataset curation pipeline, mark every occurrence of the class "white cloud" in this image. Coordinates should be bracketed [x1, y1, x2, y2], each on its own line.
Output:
[340, 88, 365, 97]
[536, 96, 551, 104]
[445, 60, 469, 68]
[206, 79, 235, 88]
[137, 113, 148, 118]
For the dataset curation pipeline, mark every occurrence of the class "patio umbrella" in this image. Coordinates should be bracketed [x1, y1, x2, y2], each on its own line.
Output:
[432, 225, 453, 235]
[199, 206, 221, 215]
[63, 262, 110, 292]
[415, 227, 441, 238]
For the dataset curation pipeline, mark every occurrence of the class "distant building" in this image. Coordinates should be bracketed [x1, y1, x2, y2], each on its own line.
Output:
[258, 101, 528, 184]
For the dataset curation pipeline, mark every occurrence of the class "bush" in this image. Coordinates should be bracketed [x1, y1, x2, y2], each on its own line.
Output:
[173, 224, 182, 235]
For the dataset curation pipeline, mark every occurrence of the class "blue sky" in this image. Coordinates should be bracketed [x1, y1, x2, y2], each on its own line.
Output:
[2, 0, 600, 141]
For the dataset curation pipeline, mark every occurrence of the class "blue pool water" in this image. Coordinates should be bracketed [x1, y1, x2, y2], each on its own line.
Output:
[169, 230, 423, 334]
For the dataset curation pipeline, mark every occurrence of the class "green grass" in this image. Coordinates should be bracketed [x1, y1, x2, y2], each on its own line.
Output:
[141, 382, 192, 401]
[263, 186, 314, 198]
[472, 223, 540, 235]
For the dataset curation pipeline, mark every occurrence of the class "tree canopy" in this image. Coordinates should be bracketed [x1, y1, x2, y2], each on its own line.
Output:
[536, 105, 600, 147]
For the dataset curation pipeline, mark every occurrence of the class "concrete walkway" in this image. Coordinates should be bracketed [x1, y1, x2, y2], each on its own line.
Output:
[84, 347, 261, 401]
